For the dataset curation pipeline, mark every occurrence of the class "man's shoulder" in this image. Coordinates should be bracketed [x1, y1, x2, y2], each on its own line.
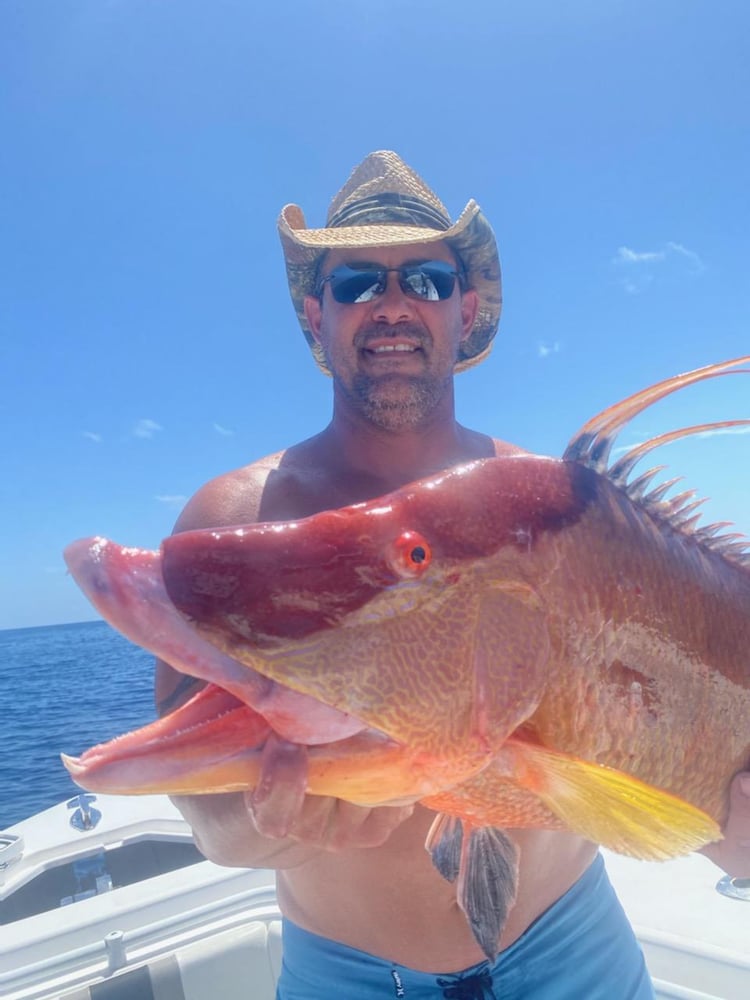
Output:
[492, 439, 529, 458]
[173, 449, 291, 532]
[454, 425, 528, 461]
[484, 434, 529, 459]
[173, 437, 336, 532]
[172, 435, 529, 533]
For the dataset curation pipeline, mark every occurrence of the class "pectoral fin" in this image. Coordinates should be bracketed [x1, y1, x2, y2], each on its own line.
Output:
[502, 737, 721, 859]
[426, 815, 519, 961]
[426, 812, 463, 882]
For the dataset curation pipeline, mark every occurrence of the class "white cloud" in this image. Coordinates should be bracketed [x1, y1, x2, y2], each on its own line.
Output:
[615, 247, 665, 264]
[155, 494, 188, 508]
[133, 418, 163, 439]
[83, 431, 102, 443]
[537, 341, 562, 359]
[665, 241, 705, 272]
[612, 241, 704, 293]
[213, 422, 234, 436]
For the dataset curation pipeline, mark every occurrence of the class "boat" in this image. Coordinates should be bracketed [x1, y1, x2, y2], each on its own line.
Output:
[1, 793, 748, 999]
[1, 794, 280, 1000]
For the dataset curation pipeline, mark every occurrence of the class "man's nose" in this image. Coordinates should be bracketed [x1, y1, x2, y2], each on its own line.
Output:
[371, 272, 416, 324]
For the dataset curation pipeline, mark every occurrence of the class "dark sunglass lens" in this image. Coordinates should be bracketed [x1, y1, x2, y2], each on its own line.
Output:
[402, 263, 456, 301]
[329, 267, 384, 304]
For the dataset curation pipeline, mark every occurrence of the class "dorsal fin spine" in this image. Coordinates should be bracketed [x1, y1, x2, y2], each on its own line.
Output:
[563, 358, 750, 567]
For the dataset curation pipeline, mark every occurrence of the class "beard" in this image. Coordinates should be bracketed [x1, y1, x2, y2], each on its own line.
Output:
[325, 322, 456, 431]
[340, 371, 452, 431]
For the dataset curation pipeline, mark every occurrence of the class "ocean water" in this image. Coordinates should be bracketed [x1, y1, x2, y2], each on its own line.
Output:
[0, 620, 157, 829]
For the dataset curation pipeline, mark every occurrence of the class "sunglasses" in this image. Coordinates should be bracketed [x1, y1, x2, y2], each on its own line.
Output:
[317, 260, 462, 305]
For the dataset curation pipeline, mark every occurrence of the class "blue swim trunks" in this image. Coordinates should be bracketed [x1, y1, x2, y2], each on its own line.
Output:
[276, 853, 655, 999]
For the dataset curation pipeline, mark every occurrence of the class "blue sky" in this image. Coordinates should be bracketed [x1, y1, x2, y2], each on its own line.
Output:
[2, 0, 748, 630]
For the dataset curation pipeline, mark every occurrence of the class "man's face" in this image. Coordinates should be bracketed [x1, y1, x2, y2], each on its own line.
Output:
[303, 241, 478, 431]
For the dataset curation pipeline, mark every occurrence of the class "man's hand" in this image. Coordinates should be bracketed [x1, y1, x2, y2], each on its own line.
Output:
[171, 738, 414, 869]
[246, 732, 414, 850]
[249, 785, 414, 852]
[701, 772, 750, 877]
[172, 788, 413, 870]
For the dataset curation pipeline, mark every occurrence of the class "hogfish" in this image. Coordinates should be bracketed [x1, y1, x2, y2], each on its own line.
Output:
[62, 358, 750, 958]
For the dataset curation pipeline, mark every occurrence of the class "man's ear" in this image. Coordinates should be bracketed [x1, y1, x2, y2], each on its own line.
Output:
[303, 295, 324, 344]
[460, 289, 479, 342]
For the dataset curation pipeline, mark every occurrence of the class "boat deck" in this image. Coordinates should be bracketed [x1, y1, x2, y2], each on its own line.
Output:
[1, 795, 748, 999]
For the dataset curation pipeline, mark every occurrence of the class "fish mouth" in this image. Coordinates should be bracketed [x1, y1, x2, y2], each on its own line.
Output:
[61, 535, 498, 803]
[61, 537, 386, 796]
[61, 536, 480, 802]
[62, 536, 371, 744]
[61, 680, 449, 805]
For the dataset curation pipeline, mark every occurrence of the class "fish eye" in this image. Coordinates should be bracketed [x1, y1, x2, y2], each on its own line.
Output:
[386, 531, 432, 579]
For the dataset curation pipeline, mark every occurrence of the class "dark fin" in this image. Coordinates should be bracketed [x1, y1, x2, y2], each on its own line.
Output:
[426, 812, 463, 883]
[457, 825, 519, 962]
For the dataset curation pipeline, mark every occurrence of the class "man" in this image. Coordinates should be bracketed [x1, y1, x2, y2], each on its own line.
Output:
[155, 151, 750, 999]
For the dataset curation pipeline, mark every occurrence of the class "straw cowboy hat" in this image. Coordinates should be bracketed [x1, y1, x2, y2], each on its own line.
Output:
[277, 150, 502, 374]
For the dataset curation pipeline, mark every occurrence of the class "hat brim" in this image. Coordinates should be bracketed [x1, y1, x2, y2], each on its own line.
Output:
[278, 200, 501, 374]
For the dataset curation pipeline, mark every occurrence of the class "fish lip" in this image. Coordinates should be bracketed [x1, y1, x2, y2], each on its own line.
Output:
[65, 684, 400, 779]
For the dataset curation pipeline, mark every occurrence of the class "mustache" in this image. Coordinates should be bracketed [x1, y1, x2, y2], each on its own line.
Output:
[354, 322, 432, 352]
